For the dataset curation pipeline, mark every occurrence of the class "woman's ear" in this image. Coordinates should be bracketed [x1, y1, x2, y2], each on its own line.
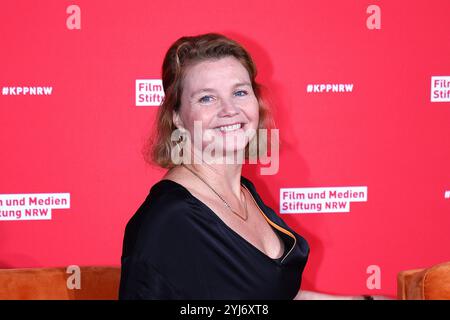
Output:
[172, 111, 184, 130]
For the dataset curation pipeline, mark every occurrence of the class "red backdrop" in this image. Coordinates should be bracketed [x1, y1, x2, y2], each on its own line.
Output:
[1, 0, 449, 298]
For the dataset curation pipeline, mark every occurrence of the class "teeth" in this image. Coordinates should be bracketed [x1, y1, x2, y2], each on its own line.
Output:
[216, 123, 242, 132]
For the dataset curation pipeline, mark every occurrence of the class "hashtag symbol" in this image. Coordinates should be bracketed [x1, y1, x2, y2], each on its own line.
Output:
[306, 84, 313, 93]
[2, 87, 8, 95]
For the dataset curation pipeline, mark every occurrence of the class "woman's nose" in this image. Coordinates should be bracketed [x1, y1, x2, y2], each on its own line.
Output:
[218, 99, 240, 116]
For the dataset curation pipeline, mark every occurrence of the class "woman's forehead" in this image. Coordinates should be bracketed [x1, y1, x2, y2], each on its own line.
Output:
[183, 57, 250, 90]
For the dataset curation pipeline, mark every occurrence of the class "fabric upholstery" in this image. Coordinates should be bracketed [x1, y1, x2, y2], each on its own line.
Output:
[0, 266, 120, 300]
[397, 261, 450, 300]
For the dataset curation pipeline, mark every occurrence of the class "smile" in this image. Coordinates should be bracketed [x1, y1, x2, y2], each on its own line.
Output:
[214, 123, 242, 133]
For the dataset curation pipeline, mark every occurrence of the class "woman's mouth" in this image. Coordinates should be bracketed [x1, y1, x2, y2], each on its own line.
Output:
[214, 123, 243, 133]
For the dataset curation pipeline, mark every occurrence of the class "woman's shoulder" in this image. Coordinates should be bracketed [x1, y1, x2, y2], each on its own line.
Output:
[121, 180, 206, 257]
[129, 179, 197, 227]
[241, 177, 296, 229]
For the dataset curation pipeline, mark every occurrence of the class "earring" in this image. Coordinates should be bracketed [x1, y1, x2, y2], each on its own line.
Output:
[174, 133, 184, 158]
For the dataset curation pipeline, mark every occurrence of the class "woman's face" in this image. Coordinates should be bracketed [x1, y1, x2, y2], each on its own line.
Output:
[174, 56, 259, 158]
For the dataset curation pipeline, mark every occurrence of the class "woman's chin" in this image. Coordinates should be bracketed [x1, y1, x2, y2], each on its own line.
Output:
[198, 143, 248, 164]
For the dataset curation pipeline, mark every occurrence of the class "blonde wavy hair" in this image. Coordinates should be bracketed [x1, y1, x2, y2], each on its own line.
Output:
[144, 33, 276, 169]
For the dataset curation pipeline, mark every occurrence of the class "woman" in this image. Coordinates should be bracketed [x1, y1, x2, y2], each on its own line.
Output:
[119, 33, 375, 300]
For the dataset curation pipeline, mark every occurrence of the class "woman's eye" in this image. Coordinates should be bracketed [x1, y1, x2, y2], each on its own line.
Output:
[235, 90, 248, 97]
[199, 95, 214, 103]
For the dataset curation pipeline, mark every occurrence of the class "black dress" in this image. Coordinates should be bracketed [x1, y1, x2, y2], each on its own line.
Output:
[119, 176, 310, 299]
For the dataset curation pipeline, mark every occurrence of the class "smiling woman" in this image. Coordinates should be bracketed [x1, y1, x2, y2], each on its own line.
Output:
[147, 34, 275, 169]
[172, 56, 259, 161]
[119, 33, 308, 300]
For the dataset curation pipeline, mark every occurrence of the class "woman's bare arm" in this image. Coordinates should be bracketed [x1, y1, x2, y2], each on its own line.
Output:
[294, 290, 394, 300]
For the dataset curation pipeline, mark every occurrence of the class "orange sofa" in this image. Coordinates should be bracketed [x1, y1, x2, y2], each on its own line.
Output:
[1, 263, 450, 300]
[397, 261, 450, 300]
[0, 266, 121, 300]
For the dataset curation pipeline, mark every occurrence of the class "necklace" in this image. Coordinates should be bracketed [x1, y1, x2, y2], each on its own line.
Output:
[181, 163, 248, 221]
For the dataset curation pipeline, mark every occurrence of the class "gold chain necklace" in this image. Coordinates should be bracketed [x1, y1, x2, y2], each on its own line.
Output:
[181, 163, 248, 221]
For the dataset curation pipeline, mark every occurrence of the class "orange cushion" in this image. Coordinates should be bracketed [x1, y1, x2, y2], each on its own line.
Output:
[0, 266, 121, 300]
[397, 261, 450, 300]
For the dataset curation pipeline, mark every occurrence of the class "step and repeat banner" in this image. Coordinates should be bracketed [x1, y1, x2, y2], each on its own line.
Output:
[1, 1, 449, 298]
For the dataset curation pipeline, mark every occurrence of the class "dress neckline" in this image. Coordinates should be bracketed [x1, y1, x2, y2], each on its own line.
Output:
[156, 178, 289, 264]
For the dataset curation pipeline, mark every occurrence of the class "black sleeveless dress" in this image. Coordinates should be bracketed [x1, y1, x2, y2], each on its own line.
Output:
[119, 176, 310, 299]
